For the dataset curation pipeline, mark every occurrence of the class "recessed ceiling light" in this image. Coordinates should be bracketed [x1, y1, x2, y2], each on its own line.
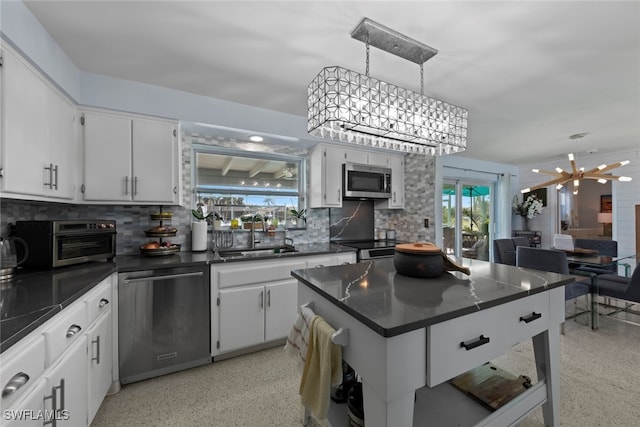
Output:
[249, 135, 263, 142]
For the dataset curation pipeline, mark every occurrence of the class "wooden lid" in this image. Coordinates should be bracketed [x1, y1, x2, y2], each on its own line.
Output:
[395, 242, 441, 254]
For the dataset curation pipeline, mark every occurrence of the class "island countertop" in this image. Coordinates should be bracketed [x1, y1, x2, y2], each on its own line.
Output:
[291, 257, 574, 337]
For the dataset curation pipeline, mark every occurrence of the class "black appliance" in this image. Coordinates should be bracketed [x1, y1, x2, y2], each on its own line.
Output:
[343, 162, 391, 199]
[329, 200, 397, 261]
[11, 220, 116, 269]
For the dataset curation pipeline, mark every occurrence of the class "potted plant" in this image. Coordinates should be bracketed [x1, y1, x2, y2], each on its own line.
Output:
[512, 195, 543, 231]
[288, 208, 306, 228]
[240, 213, 264, 230]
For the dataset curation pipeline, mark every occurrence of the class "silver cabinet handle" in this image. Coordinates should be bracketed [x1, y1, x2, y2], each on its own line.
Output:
[133, 176, 138, 195]
[44, 163, 53, 188]
[2, 372, 29, 397]
[91, 335, 101, 364]
[259, 290, 264, 309]
[99, 298, 109, 308]
[267, 289, 271, 308]
[66, 324, 82, 338]
[124, 176, 129, 195]
[44, 378, 65, 426]
[52, 164, 58, 190]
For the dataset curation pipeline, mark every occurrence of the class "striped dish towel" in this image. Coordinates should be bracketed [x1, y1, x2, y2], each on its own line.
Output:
[284, 305, 316, 370]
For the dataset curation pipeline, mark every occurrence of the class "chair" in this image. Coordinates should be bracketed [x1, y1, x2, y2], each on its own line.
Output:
[573, 239, 618, 275]
[576, 262, 640, 326]
[516, 246, 591, 330]
[493, 237, 531, 265]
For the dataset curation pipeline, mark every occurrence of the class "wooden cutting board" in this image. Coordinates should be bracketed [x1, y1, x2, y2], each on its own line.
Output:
[451, 363, 532, 411]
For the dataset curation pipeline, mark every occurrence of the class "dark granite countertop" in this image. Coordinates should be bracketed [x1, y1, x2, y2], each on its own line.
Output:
[1, 242, 354, 353]
[291, 257, 575, 338]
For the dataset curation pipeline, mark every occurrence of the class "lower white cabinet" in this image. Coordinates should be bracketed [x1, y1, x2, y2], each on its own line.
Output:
[45, 336, 88, 427]
[0, 274, 115, 427]
[212, 253, 355, 356]
[86, 311, 113, 423]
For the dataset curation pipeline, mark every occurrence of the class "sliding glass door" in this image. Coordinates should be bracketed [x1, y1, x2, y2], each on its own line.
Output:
[442, 180, 493, 261]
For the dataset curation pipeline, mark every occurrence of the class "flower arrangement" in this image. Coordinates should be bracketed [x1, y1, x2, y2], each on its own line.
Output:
[513, 195, 543, 219]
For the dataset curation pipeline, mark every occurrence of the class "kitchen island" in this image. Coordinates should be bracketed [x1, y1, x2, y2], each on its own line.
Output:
[292, 258, 573, 427]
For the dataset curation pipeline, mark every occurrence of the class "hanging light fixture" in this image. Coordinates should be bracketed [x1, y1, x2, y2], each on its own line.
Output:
[307, 18, 468, 155]
[521, 134, 632, 195]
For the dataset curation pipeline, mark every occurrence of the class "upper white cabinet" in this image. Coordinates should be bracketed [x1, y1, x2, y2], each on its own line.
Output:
[81, 109, 180, 204]
[309, 143, 405, 209]
[1, 46, 77, 200]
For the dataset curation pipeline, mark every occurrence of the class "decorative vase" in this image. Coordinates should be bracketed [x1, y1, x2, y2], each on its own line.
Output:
[522, 216, 530, 231]
[191, 220, 208, 252]
[213, 220, 222, 231]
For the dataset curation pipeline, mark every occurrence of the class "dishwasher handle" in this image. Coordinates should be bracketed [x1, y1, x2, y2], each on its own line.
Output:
[122, 271, 204, 284]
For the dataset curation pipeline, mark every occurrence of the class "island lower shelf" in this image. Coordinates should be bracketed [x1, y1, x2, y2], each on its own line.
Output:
[322, 377, 547, 427]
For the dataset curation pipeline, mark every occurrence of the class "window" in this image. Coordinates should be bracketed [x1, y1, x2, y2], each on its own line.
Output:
[192, 144, 305, 228]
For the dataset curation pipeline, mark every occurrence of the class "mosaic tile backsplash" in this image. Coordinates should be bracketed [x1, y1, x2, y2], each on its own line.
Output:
[0, 134, 436, 255]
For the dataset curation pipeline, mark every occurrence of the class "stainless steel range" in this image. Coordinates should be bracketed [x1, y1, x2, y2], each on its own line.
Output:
[337, 239, 398, 260]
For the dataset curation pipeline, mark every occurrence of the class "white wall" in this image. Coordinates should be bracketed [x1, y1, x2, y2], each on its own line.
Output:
[518, 149, 640, 260]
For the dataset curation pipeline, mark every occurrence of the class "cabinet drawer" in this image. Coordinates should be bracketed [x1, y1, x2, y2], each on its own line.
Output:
[502, 292, 550, 347]
[215, 259, 307, 288]
[85, 277, 113, 325]
[428, 304, 507, 387]
[427, 292, 549, 387]
[0, 335, 45, 408]
[43, 302, 87, 366]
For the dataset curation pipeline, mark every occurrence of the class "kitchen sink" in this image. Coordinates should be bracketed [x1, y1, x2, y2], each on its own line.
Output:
[217, 246, 297, 258]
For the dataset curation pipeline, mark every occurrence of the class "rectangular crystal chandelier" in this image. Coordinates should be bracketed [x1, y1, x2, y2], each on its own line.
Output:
[308, 18, 468, 155]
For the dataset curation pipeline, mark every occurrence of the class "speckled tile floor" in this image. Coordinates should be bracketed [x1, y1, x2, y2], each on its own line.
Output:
[92, 310, 640, 427]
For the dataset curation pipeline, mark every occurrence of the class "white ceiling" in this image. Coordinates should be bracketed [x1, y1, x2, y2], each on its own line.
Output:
[23, 0, 640, 165]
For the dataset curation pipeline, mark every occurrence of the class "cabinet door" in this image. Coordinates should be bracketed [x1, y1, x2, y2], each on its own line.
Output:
[218, 285, 265, 352]
[131, 118, 177, 203]
[389, 155, 405, 208]
[87, 311, 112, 424]
[323, 146, 344, 207]
[1, 48, 48, 197]
[3, 378, 48, 427]
[367, 152, 390, 167]
[265, 279, 298, 342]
[344, 148, 368, 164]
[46, 89, 77, 200]
[46, 335, 88, 427]
[83, 112, 132, 201]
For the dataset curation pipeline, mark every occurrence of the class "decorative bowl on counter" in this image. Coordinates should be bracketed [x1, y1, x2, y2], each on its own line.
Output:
[394, 242, 471, 278]
[394, 242, 444, 278]
[139, 242, 181, 256]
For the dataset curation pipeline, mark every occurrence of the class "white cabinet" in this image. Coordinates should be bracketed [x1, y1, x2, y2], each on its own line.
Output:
[86, 312, 113, 422]
[212, 253, 356, 356]
[2, 379, 48, 427]
[1, 46, 77, 200]
[46, 336, 88, 427]
[81, 110, 179, 204]
[375, 154, 405, 209]
[309, 143, 405, 209]
[0, 274, 116, 427]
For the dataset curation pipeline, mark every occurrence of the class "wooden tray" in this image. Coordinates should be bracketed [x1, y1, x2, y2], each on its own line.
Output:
[451, 363, 531, 411]
[563, 247, 598, 256]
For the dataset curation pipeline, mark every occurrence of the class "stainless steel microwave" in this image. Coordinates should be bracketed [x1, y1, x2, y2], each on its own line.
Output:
[343, 162, 391, 199]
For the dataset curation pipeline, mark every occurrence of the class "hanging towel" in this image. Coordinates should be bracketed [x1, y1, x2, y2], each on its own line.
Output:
[299, 316, 343, 421]
[284, 306, 316, 369]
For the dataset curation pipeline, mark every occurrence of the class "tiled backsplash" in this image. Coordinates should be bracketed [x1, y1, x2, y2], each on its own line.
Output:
[0, 134, 435, 254]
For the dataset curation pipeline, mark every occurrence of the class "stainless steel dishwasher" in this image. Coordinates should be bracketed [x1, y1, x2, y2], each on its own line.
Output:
[118, 265, 211, 384]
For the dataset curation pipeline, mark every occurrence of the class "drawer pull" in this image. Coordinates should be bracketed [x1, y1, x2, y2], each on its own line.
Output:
[460, 335, 490, 351]
[520, 312, 542, 323]
[2, 372, 30, 397]
[99, 298, 110, 308]
[66, 324, 82, 338]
